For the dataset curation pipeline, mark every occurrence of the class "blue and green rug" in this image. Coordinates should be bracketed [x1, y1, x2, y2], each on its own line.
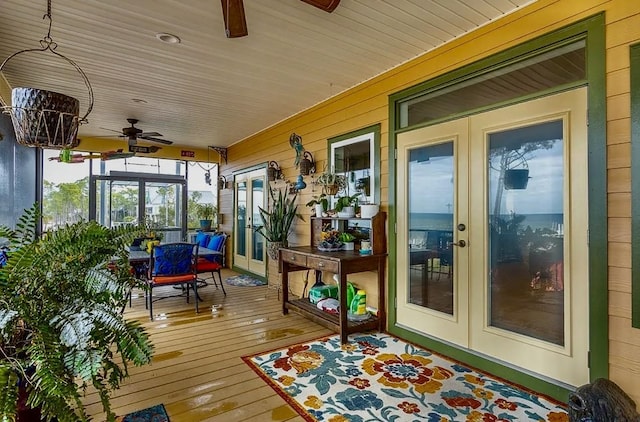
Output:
[243, 333, 568, 421]
[225, 274, 267, 287]
[116, 404, 169, 421]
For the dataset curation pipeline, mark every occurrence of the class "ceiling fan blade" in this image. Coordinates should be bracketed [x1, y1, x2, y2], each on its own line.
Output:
[300, 0, 340, 12]
[139, 131, 162, 137]
[99, 127, 124, 134]
[221, 0, 248, 38]
[138, 135, 174, 145]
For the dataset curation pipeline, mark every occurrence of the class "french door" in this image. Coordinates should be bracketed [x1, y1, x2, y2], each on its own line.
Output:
[233, 168, 266, 276]
[396, 88, 589, 387]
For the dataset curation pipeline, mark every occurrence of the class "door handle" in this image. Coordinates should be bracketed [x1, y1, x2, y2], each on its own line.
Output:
[449, 240, 466, 247]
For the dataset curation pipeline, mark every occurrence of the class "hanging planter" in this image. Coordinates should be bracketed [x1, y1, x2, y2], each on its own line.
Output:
[504, 169, 530, 190]
[0, 2, 93, 149]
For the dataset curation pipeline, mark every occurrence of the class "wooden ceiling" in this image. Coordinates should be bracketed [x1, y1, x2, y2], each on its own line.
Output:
[0, 0, 534, 150]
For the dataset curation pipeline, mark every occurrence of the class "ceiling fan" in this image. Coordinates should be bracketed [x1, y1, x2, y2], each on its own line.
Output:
[101, 118, 174, 146]
[221, 0, 340, 38]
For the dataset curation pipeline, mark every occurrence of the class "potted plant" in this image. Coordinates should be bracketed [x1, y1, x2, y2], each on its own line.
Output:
[195, 203, 217, 231]
[339, 232, 356, 250]
[305, 193, 329, 217]
[335, 193, 360, 218]
[0, 205, 153, 421]
[256, 188, 305, 260]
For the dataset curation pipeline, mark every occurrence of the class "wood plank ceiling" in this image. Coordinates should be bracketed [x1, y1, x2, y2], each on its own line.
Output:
[0, 0, 534, 150]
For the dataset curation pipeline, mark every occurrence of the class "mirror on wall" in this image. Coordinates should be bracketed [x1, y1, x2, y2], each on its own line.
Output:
[328, 124, 380, 205]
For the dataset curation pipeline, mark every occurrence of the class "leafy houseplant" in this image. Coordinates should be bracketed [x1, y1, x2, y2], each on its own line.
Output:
[195, 203, 217, 231]
[0, 205, 153, 422]
[256, 188, 305, 260]
[334, 193, 360, 216]
[305, 193, 329, 216]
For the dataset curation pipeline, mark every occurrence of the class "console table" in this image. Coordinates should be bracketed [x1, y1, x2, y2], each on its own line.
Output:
[280, 246, 386, 344]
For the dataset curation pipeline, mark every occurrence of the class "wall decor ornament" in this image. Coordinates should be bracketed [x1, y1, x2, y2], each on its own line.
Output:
[0, 0, 94, 149]
[267, 160, 282, 182]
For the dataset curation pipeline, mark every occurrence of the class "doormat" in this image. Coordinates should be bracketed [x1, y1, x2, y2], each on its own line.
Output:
[225, 274, 267, 287]
[242, 333, 568, 421]
[116, 403, 170, 422]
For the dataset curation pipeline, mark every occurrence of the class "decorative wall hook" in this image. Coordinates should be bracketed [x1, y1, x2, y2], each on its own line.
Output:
[299, 151, 315, 176]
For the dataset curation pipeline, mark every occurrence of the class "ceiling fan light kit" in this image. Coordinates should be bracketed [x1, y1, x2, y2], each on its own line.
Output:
[1, 0, 93, 149]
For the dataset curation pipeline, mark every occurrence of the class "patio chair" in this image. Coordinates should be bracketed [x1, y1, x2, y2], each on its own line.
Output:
[147, 242, 199, 320]
[196, 233, 227, 296]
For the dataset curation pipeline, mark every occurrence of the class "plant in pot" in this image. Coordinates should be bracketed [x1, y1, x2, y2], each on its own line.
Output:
[305, 193, 329, 217]
[256, 188, 305, 260]
[196, 203, 217, 231]
[0, 205, 153, 421]
[334, 193, 360, 218]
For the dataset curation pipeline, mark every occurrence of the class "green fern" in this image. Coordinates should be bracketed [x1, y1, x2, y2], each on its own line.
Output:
[0, 204, 153, 421]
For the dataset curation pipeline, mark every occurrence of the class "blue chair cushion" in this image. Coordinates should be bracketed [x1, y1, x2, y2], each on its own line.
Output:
[195, 232, 210, 247]
[206, 234, 225, 252]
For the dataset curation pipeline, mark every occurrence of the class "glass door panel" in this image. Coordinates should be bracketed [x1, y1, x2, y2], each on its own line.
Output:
[251, 178, 265, 266]
[487, 120, 565, 345]
[233, 168, 267, 277]
[108, 180, 140, 226]
[469, 88, 588, 386]
[408, 142, 455, 315]
[235, 181, 248, 259]
[144, 181, 184, 243]
[396, 118, 470, 348]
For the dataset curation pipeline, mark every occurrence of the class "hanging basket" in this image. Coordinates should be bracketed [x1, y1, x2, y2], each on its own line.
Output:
[324, 184, 339, 195]
[7, 88, 81, 148]
[0, 20, 94, 149]
[504, 169, 530, 190]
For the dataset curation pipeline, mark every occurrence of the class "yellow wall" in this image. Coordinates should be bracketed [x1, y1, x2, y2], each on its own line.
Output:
[222, 0, 640, 400]
[78, 136, 213, 162]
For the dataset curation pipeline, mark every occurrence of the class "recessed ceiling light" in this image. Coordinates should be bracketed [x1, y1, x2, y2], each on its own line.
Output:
[131, 98, 147, 104]
[155, 33, 181, 44]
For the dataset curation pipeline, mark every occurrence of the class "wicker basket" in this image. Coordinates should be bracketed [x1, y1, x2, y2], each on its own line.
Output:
[7, 87, 80, 148]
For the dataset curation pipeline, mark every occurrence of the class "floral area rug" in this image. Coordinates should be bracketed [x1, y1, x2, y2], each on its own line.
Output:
[115, 404, 170, 421]
[225, 274, 267, 287]
[243, 333, 568, 422]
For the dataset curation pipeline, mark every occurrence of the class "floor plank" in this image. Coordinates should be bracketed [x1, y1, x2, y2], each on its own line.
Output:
[86, 269, 333, 421]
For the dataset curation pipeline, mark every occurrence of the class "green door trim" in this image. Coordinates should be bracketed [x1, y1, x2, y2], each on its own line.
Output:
[630, 42, 640, 327]
[387, 13, 606, 402]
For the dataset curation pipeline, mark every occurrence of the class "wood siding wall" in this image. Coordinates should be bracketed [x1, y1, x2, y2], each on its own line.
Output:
[221, 0, 640, 401]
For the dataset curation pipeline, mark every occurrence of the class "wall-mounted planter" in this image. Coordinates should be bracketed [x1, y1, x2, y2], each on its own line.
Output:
[504, 169, 530, 190]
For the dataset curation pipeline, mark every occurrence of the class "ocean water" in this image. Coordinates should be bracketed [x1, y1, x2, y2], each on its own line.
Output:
[409, 213, 564, 232]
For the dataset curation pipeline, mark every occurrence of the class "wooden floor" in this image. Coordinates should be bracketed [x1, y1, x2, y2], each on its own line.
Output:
[85, 268, 333, 422]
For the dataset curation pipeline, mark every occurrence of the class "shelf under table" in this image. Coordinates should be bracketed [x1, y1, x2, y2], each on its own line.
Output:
[285, 298, 380, 335]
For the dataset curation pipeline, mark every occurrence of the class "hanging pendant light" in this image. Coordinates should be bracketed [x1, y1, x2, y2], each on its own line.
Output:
[0, 0, 94, 148]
